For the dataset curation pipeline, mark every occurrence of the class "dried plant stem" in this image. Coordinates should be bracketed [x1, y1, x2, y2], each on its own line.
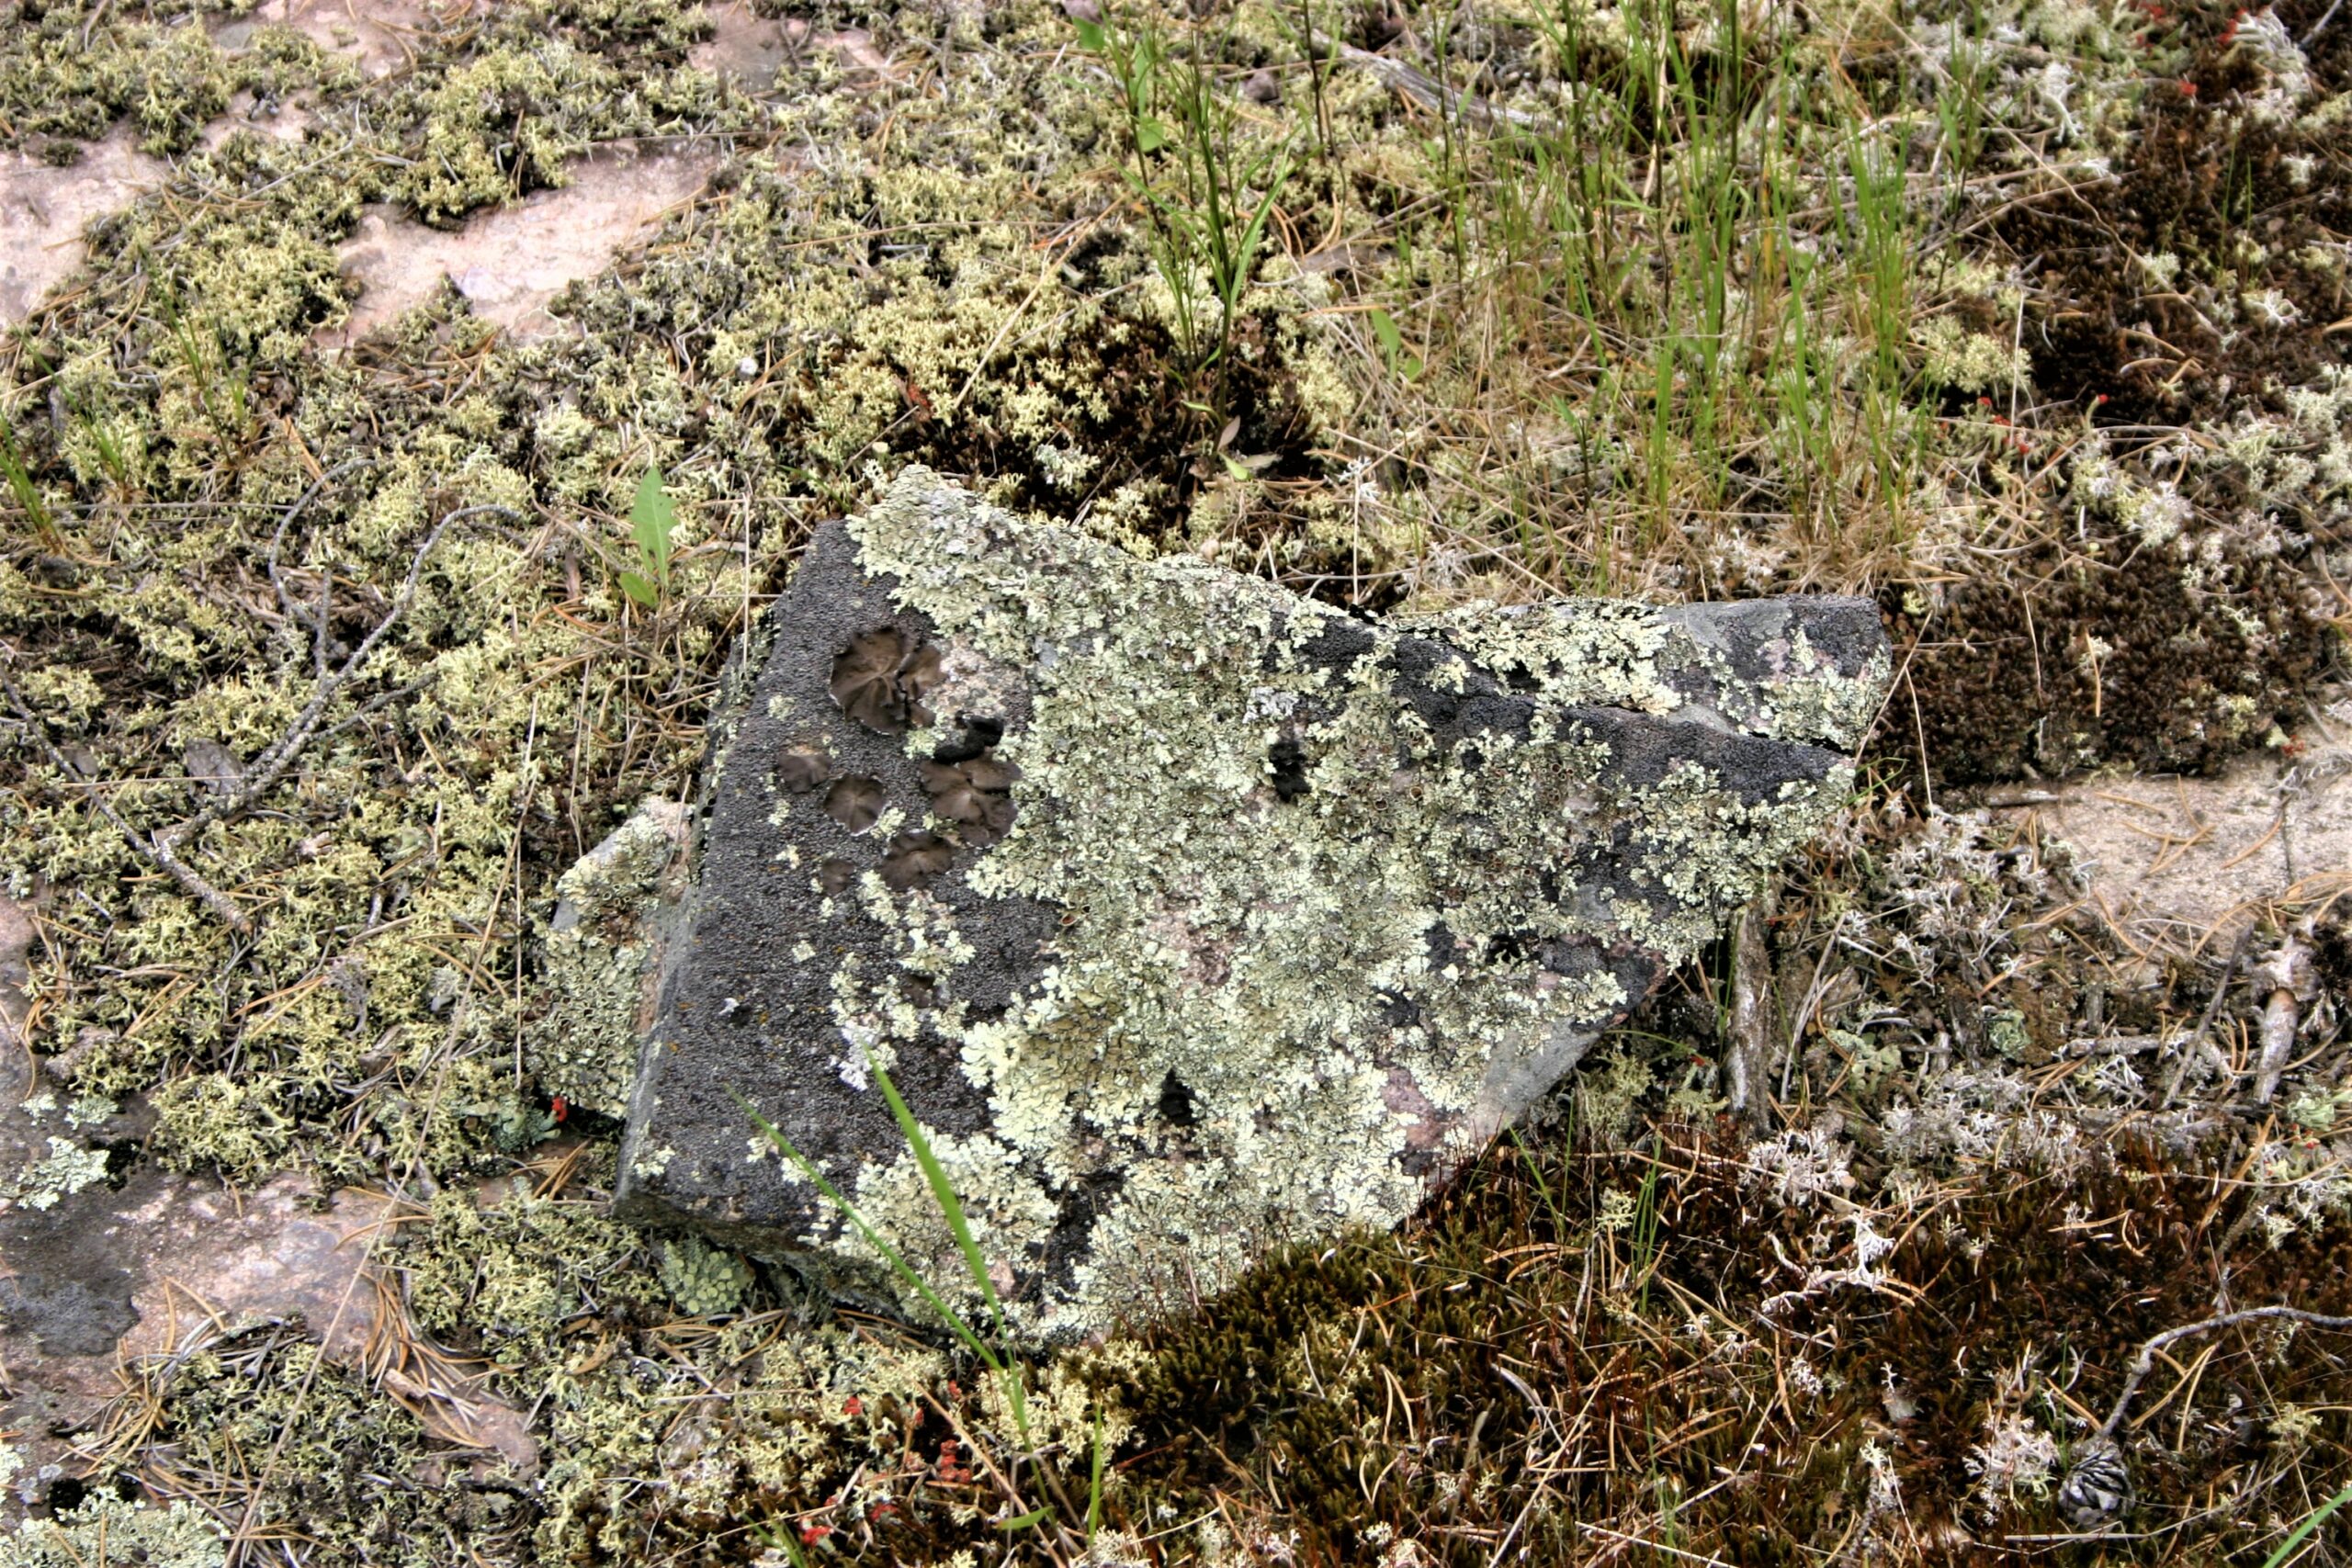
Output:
[2160, 921, 2253, 1108]
[160, 503, 525, 861]
[2096, 1306, 2352, 1443]
[1725, 885, 1777, 1131]
[2251, 936, 2312, 1106]
[5, 503, 519, 935]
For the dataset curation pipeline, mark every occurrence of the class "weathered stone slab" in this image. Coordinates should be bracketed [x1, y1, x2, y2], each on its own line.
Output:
[613, 468, 1889, 1338]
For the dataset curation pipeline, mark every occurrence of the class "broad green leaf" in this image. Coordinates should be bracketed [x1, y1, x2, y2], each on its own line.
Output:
[616, 570, 658, 609]
[1369, 307, 1403, 360]
[630, 465, 675, 580]
[1136, 116, 1169, 152]
[1072, 17, 1105, 50]
[996, 1507, 1053, 1532]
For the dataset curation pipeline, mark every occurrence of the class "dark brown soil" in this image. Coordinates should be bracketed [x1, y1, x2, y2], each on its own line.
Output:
[1996, 0, 2351, 426]
[1881, 520, 2331, 784]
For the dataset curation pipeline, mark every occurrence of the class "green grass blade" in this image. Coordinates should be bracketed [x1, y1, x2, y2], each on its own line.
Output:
[730, 1089, 1003, 1371]
[0, 410, 53, 545]
[1088, 1405, 1105, 1540]
[865, 1058, 1035, 1446]
[2260, 1479, 2352, 1568]
[868, 1056, 1012, 1342]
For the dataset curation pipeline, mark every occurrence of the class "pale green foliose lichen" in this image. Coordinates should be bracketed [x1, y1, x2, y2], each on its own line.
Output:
[659, 1234, 753, 1317]
[742, 469, 1876, 1339]
[0, 1135, 110, 1212]
[528, 799, 691, 1115]
[0, 1496, 226, 1568]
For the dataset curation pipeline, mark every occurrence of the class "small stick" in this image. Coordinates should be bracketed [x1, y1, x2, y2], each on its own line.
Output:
[2250, 936, 2312, 1106]
[0, 668, 251, 934]
[266, 457, 373, 668]
[1725, 886, 1777, 1132]
[2160, 922, 2252, 1108]
[2096, 1305, 2352, 1443]
[159, 503, 523, 858]
[6, 502, 514, 936]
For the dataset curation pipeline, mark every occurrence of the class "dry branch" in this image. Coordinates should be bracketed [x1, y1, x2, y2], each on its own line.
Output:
[3, 501, 523, 936]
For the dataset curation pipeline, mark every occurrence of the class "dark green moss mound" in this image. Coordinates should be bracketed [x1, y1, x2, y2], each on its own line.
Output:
[1114, 1121, 2352, 1566]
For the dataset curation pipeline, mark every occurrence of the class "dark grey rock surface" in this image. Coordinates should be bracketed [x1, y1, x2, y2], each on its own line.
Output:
[612, 468, 1890, 1337]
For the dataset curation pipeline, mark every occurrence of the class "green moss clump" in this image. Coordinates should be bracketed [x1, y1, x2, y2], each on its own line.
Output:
[146, 1071, 294, 1182]
[658, 1235, 753, 1316]
[394, 41, 637, 223]
[0, 4, 237, 155]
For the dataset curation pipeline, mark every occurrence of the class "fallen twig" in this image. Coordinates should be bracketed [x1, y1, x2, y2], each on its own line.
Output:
[2160, 921, 2252, 1108]
[1725, 885, 1777, 1131]
[0, 665, 254, 933]
[1307, 25, 1552, 132]
[2250, 934, 2315, 1106]
[2097, 1305, 2352, 1443]
[3, 502, 520, 935]
[156, 503, 526, 862]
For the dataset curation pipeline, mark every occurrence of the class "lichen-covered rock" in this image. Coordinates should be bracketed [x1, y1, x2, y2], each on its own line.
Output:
[614, 468, 1889, 1338]
[528, 798, 693, 1117]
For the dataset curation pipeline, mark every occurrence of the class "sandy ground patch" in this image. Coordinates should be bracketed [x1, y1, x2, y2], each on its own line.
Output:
[325, 140, 721, 344]
[214, 0, 458, 82]
[0, 130, 170, 326]
[1983, 690, 2352, 955]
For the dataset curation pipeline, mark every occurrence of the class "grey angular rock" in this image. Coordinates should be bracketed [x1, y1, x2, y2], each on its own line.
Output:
[526, 798, 693, 1118]
[613, 468, 1890, 1338]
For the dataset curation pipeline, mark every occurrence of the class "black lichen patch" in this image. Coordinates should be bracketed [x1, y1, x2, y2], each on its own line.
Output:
[877, 828, 952, 889]
[1156, 1071, 1201, 1127]
[829, 628, 941, 734]
[929, 714, 1003, 765]
[917, 755, 1017, 845]
[821, 774, 887, 832]
[1268, 737, 1311, 801]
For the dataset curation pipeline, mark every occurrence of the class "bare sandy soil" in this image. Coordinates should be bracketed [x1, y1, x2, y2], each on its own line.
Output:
[1984, 688, 2352, 958]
